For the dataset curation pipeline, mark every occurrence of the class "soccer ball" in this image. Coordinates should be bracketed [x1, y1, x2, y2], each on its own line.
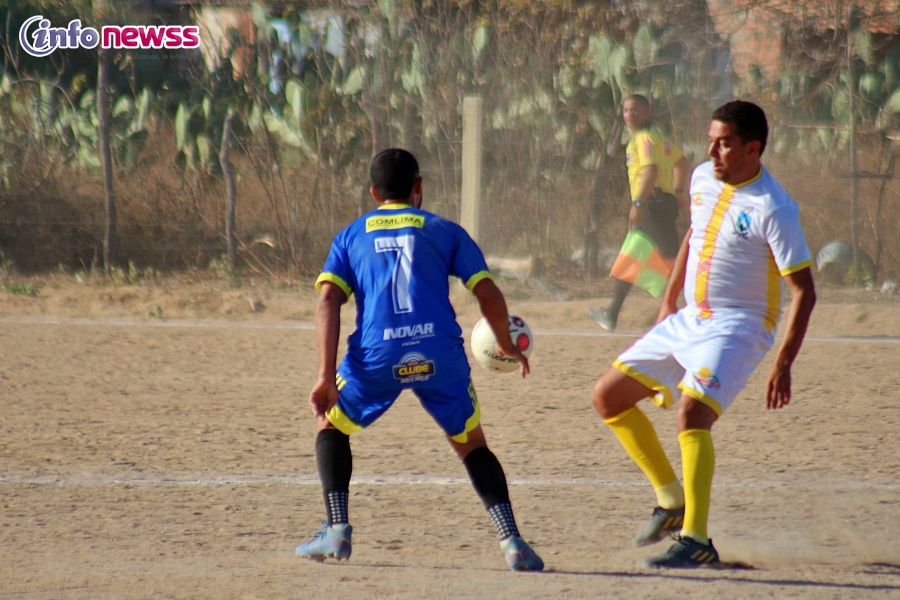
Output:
[469, 314, 534, 373]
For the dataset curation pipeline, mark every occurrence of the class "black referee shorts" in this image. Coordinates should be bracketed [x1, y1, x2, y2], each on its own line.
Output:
[637, 192, 679, 259]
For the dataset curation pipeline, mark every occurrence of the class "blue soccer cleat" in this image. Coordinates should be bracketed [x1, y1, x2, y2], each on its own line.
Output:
[295, 522, 352, 562]
[500, 535, 544, 572]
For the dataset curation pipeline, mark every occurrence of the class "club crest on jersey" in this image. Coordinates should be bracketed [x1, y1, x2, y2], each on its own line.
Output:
[734, 210, 752, 239]
[392, 352, 436, 383]
[692, 367, 721, 390]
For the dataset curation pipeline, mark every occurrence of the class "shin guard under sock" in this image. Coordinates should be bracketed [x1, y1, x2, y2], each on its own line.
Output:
[464, 447, 520, 539]
[604, 406, 683, 509]
[315, 428, 352, 525]
[679, 428, 715, 544]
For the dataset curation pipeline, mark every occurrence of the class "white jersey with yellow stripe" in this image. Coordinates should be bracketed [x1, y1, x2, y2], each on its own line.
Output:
[684, 162, 813, 332]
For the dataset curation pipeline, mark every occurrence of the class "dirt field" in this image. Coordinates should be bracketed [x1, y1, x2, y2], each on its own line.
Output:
[1, 274, 899, 599]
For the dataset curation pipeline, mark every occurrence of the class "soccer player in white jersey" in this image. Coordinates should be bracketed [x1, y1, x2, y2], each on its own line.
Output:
[294, 148, 543, 571]
[590, 101, 817, 568]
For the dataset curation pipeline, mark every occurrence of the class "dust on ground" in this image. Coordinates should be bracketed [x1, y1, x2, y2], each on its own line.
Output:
[1, 272, 899, 599]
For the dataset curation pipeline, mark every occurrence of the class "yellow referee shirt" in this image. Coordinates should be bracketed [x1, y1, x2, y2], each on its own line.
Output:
[625, 127, 684, 199]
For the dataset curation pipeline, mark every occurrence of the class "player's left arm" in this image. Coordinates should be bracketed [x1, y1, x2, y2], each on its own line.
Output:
[766, 266, 816, 410]
[471, 278, 530, 378]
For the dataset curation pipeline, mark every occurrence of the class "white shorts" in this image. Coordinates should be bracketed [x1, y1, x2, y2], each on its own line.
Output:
[613, 310, 774, 415]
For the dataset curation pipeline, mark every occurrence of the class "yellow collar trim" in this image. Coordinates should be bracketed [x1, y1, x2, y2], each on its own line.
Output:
[378, 202, 413, 210]
[728, 168, 764, 190]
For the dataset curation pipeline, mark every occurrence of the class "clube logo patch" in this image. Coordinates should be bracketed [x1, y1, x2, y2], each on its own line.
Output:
[391, 352, 435, 383]
[19, 15, 200, 58]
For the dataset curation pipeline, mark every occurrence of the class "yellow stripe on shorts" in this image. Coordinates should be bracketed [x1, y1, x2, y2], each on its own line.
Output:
[613, 359, 676, 409]
[450, 379, 481, 443]
[326, 404, 364, 436]
[678, 385, 723, 417]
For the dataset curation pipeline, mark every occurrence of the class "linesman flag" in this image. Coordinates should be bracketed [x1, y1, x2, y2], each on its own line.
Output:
[609, 229, 674, 298]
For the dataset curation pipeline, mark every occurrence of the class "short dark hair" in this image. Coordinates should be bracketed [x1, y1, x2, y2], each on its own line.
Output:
[711, 100, 768, 155]
[370, 148, 420, 200]
[624, 94, 650, 109]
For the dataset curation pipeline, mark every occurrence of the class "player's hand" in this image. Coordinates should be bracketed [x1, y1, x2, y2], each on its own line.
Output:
[495, 343, 530, 378]
[629, 204, 644, 228]
[765, 365, 791, 410]
[308, 377, 339, 418]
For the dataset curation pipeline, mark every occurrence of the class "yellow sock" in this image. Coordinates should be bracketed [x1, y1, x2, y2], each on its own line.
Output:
[679, 428, 715, 544]
[604, 407, 683, 509]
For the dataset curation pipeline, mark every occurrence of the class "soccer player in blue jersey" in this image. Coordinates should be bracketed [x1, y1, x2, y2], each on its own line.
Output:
[294, 148, 544, 571]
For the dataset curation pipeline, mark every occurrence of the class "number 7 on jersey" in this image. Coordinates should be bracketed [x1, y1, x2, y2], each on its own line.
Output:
[375, 235, 415, 314]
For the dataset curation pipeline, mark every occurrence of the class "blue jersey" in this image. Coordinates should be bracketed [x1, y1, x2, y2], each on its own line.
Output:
[316, 202, 492, 388]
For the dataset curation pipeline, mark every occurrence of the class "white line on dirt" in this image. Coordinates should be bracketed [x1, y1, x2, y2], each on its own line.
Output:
[1, 316, 898, 343]
[1, 474, 897, 490]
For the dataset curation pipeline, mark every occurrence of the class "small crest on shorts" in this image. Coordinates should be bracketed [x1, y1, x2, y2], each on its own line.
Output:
[692, 367, 721, 390]
[392, 352, 436, 383]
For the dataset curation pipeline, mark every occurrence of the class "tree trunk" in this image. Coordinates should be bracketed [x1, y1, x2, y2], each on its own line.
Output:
[98, 48, 116, 273]
[873, 148, 897, 280]
[848, 48, 860, 278]
[220, 109, 237, 270]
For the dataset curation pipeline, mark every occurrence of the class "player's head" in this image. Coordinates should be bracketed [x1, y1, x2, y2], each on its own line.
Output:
[622, 94, 651, 131]
[370, 148, 422, 206]
[711, 100, 768, 155]
[708, 100, 767, 184]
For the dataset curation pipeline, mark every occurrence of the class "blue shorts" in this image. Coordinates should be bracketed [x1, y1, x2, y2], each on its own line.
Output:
[325, 367, 481, 443]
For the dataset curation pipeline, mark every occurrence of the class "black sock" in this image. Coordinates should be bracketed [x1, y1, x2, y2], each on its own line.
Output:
[607, 278, 632, 319]
[315, 429, 352, 525]
[463, 447, 520, 540]
[488, 502, 520, 540]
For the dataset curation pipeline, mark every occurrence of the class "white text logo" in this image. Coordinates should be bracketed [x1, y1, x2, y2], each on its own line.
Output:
[19, 15, 200, 58]
[383, 322, 434, 341]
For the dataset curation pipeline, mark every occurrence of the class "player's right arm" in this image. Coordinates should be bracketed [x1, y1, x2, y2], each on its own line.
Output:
[471, 278, 530, 378]
[309, 281, 348, 418]
[657, 227, 691, 323]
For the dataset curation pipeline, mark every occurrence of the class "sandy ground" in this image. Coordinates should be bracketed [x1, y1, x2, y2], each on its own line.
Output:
[1, 273, 899, 599]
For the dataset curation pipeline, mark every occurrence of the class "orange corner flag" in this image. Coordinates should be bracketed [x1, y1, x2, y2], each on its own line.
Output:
[609, 229, 674, 298]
